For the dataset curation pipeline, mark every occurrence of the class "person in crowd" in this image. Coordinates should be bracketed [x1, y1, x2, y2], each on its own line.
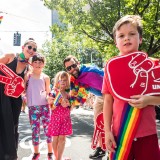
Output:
[0, 38, 37, 160]
[47, 71, 72, 160]
[24, 54, 53, 160]
[102, 15, 160, 160]
[21, 93, 27, 113]
[50, 78, 55, 90]
[63, 55, 106, 159]
[84, 93, 95, 109]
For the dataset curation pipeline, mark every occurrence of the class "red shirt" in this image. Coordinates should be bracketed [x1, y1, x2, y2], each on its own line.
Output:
[102, 67, 157, 138]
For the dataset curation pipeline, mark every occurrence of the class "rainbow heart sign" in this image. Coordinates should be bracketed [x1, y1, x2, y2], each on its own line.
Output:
[106, 52, 160, 101]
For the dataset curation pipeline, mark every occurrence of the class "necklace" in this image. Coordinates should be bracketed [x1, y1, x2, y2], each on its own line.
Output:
[19, 52, 28, 63]
[18, 52, 32, 65]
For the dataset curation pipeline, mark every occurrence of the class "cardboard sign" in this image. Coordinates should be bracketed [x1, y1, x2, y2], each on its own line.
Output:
[0, 63, 24, 98]
[106, 52, 160, 101]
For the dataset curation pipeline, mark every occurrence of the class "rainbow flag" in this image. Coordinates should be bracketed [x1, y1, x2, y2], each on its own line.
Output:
[53, 91, 62, 106]
[109, 103, 142, 160]
[0, 16, 3, 24]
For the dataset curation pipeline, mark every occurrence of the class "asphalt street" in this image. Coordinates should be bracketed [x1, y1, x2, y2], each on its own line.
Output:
[17, 107, 108, 160]
[17, 107, 160, 160]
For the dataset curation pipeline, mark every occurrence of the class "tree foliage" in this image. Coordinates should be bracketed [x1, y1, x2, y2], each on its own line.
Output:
[42, 39, 77, 78]
[42, 38, 104, 78]
[44, 0, 160, 56]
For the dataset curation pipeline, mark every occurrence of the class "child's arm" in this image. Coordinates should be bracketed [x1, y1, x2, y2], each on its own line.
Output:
[45, 75, 55, 106]
[103, 93, 117, 152]
[129, 95, 160, 108]
[24, 72, 29, 91]
[44, 74, 51, 95]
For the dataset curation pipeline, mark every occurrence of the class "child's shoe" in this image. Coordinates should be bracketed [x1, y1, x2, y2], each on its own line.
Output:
[32, 153, 40, 160]
[48, 153, 53, 160]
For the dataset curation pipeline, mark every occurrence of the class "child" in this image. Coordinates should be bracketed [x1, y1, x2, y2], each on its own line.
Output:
[21, 93, 27, 113]
[102, 15, 160, 160]
[24, 54, 53, 160]
[47, 71, 72, 160]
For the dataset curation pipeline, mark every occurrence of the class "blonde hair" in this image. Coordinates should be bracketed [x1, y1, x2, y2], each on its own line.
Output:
[53, 71, 70, 90]
[113, 15, 143, 40]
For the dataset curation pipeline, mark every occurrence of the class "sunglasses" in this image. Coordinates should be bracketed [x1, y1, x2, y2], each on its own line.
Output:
[66, 64, 77, 71]
[27, 45, 37, 52]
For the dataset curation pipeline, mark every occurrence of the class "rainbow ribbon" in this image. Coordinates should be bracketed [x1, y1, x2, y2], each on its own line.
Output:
[53, 92, 62, 106]
[110, 103, 142, 160]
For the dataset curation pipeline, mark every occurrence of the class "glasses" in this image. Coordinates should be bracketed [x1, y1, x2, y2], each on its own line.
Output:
[58, 80, 67, 83]
[66, 64, 77, 71]
[27, 45, 37, 52]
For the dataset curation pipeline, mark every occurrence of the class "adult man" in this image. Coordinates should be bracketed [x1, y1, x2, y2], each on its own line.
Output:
[63, 55, 106, 159]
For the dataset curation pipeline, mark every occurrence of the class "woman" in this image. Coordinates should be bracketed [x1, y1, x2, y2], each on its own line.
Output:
[0, 38, 37, 160]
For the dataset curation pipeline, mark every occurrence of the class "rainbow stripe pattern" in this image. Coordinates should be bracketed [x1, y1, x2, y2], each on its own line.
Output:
[109, 103, 142, 160]
[0, 16, 3, 24]
[53, 92, 62, 106]
[70, 64, 104, 107]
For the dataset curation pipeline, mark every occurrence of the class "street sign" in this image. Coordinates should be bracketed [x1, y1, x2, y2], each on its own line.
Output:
[13, 32, 21, 46]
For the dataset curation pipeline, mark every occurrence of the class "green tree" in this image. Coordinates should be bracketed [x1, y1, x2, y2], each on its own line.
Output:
[42, 37, 104, 78]
[44, 0, 160, 56]
[42, 39, 78, 78]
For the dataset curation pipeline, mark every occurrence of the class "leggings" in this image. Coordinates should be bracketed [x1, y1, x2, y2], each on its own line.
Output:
[28, 105, 52, 146]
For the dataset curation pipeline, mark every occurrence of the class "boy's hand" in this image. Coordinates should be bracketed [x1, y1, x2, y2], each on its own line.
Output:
[105, 131, 117, 153]
[129, 95, 150, 108]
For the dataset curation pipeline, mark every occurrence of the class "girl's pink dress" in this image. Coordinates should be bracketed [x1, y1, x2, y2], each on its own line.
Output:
[47, 104, 72, 136]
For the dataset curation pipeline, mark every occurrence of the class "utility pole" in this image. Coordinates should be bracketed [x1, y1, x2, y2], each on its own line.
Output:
[51, 10, 54, 38]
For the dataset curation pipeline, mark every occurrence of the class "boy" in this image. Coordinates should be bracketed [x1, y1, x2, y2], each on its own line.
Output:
[102, 15, 160, 160]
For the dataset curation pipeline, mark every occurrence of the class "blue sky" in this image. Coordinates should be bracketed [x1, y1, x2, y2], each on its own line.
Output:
[0, 0, 51, 54]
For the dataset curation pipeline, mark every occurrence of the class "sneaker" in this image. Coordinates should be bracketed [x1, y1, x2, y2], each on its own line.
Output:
[32, 153, 40, 160]
[48, 153, 53, 160]
[89, 147, 106, 159]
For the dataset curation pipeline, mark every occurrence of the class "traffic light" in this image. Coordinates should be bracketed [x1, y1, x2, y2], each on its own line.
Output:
[13, 32, 21, 46]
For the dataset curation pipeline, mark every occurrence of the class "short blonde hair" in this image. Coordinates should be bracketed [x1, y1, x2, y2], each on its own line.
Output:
[113, 15, 143, 40]
[54, 71, 70, 90]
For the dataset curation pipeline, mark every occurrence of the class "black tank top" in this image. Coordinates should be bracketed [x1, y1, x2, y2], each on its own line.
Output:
[0, 56, 26, 107]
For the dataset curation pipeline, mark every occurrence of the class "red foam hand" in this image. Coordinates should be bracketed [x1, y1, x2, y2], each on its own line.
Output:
[0, 63, 24, 98]
[91, 113, 106, 151]
[106, 52, 160, 101]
